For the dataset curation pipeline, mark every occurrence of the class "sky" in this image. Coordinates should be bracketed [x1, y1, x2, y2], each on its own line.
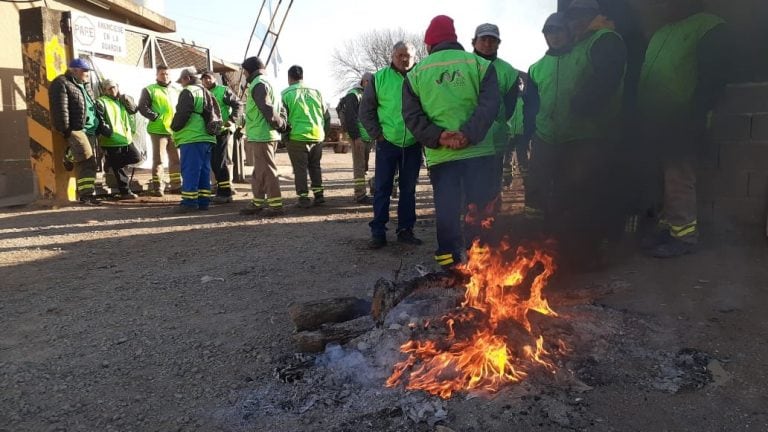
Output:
[161, 0, 556, 102]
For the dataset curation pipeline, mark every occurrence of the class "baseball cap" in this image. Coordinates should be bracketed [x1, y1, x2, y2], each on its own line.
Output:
[69, 58, 93, 70]
[176, 66, 198, 83]
[475, 23, 501, 40]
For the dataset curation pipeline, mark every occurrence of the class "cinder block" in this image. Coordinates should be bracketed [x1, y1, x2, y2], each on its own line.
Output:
[710, 114, 752, 140]
[712, 197, 767, 226]
[748, 171, 768, 198]
[752, 114, 768, 140]
[716, 83, 768, 114]
[718, 142, 768, 171]
[697, 169, 749, 198]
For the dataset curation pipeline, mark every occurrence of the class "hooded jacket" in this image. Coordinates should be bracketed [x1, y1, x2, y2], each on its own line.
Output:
[49, 71, 96, 135]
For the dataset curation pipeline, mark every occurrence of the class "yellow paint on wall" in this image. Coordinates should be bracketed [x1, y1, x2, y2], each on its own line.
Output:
[27, 119, 53, 152]
[45, 36, 67, 82]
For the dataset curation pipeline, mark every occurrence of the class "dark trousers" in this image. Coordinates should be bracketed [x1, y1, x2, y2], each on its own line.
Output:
[180, 142, 213, 209]
[286, 140, 323, 198]
[211, 131, 232, 196]
[429, 155, 496, 266]
[369, 140, 422, 238]
[103, 144, 141, 192]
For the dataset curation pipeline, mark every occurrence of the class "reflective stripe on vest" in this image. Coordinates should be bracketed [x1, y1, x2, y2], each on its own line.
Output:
[98, 96, 133, 147]
[373, 67, 416, 147]
[246, 75, 282, 142]
[281, 82, 325, 142]
[407, 49, 494, 167]
[173, 85, 215, 145]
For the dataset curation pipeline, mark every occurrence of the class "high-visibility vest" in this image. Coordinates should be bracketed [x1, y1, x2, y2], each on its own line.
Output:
[346, 87, 372, 142]
[172, 85, 215, 145]
[529, 28, 624, 144]
[281, 82, 325, 142]
[478, 56, 519, 154]
[372, 66, 416, 147]
[638, 13, 725, 123]
[98, 95, 133, 147]
[407, 49, 494, 167]
[210, 84, 231, 124]
[145, 83, 178, 135]
[245, 75, 282, 142]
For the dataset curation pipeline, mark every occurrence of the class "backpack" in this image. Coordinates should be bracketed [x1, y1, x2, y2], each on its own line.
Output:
[193, 84, 223, 135]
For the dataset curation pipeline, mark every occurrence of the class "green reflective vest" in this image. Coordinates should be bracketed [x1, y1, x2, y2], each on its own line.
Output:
[210, 85, 231, 124]
[145, 83, 177, 135]
[281, 82, 325, 142]
[98, 96, 133, 147]
[407, 49, 494, 167]
[638, 13, 725, 124]
[372, 67, 416, 147]
[478, 57, 519, 154]
[246, 75, 281, 142]
[508, 97, 525, 138]
[346, 87, 372, 142]
[78, 82, 98, 135]
[529, 28, 624, 144]
[173, 85, 215, 146]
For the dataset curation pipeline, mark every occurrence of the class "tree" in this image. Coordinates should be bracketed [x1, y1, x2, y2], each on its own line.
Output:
[330, 28, 428, 95]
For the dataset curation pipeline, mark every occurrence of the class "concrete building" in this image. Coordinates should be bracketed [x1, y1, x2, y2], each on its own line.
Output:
[0, 0, 175, 206]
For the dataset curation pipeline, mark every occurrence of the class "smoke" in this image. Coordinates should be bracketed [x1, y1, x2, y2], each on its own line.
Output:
[315, 343, 382, 385]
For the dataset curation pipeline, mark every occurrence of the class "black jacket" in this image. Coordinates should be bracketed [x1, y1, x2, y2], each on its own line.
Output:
[49, 71, 95, 135]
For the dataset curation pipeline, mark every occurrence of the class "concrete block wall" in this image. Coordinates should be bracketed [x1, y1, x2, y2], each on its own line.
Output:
[700, 83, 768, 228]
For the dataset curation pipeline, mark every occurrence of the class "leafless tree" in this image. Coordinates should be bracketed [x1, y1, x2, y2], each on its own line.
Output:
[330, 28, 428, 95]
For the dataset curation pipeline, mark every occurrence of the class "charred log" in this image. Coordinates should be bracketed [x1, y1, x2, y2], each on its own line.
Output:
[293, 315, 375, 353]
[288, 297, 370, 332]
[371, 272, 466, 324]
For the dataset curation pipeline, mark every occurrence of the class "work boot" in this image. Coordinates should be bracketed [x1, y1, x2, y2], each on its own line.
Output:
[262, 207, 285, 217]
[355, 195, 373, 205]
[641, 228, 671, 250]
[650, 237, 695, 259]
[78, 196, 101, 206]
[296, 197, 313, 209]
[368, 236, 387, 249]
[396, 229, 423, 245]
[314, 194, 326, 205]
[239, 203, 263, 215]
[166, 185, 182, 195]
[171, 204, 198, 214]
[212, 195, 233, 204]
[119, 190, 138, 200]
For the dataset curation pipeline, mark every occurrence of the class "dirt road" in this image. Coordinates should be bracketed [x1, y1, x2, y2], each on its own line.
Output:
[1, 148, 766, 431]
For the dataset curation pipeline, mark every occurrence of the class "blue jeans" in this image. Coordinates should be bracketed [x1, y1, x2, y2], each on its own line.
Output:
[180, 142, 213, 209]
[369, 139, 422, 238]
[429, 155, 496, 266]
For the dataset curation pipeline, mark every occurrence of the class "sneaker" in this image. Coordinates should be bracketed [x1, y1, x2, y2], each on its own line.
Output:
[314, 195, 326, 205]
[296, 197, 313, 209]
[240, 204, 263, 215]
[262, 207, 285, 217]
[172, 204, 198, 214]
[355, 195, 373, 205]
[119, 191, 138, 200]
[397, 229, 423, 245]
[650, 237, 695, 258]
[78, 196, 101, 206]
[212, 195, 233, 204]
[368, 236, 387, 249]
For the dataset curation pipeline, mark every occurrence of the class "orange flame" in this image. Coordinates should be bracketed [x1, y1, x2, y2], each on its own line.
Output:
[386, 240, 562, 398]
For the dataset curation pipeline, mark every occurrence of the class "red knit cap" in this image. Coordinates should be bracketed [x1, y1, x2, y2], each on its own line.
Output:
[424, 15, 457, 46]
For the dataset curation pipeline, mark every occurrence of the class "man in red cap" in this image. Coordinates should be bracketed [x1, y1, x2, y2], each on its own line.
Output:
[403, 15, 500, 270]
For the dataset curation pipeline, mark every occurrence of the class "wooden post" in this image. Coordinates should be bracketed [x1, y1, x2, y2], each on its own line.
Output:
[19, 7, 75, 203]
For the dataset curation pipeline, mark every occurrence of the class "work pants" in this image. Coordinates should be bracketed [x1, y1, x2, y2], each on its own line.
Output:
[286, 140, 323, 199]
[246, 141, 282, 209]
[352, 138, 373, 199]
[150, 133, 181, 191]
[179, 142, 212, 209]
[103, 144, 141, 192]
[369, 139, 422, 238]
[67, 130, 98, 198]
[429, 155, 496, 267]
[211, 131, 233, 197]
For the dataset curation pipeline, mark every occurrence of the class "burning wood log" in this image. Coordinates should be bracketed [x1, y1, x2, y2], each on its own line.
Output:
[371, 272, 466, 325]
[293, 315, 375, 352]
[288, 297, 370, 332]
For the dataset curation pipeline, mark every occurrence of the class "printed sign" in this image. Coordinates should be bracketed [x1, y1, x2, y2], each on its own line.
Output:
[72, 12, 127, 57]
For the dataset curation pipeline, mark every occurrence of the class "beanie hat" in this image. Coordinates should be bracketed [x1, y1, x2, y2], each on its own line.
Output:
[424, 15, 457, 46]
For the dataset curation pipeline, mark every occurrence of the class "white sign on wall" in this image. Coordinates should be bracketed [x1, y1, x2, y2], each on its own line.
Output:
[72, 12, 127, 57]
